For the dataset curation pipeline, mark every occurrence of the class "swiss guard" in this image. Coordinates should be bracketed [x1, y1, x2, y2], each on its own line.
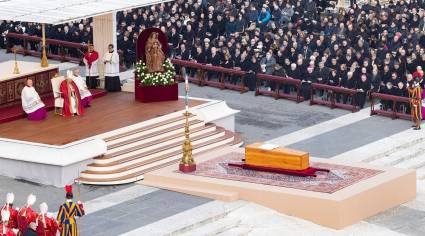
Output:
[0, 193, 18, 229]
[57, 185, 85, 236]
[409, 76, 423, 130]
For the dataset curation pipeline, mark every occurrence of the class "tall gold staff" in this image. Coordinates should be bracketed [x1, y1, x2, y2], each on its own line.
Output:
[76, 169, 81, 236]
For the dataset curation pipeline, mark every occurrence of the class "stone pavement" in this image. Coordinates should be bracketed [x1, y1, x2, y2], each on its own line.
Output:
[1, 50, 424, 235]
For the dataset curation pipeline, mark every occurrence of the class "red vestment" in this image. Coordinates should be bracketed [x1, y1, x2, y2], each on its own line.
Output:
[60, 80, 84, 117]
[17, 206, 38, 234]
[0, 224, 16, 236]
[84, 51, 99, 69]
[36, 215, 58, 236]
[0, 205, 18, 229]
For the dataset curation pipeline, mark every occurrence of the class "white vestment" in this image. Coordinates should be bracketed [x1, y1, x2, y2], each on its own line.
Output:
[72, 75, 92, 100]
[21, 86, 45, 114]
[103, 51, 120, 77]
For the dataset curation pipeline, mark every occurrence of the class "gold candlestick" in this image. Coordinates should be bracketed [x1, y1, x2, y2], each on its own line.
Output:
[179, 71, 196, 173]
[13, 48, 20, 74]
[41, 23, 49, 68]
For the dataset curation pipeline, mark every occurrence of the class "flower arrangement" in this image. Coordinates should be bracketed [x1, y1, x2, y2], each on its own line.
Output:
[135, 59, 176, 86]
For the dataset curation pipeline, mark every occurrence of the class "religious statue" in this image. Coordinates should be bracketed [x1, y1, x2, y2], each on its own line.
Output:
[145, 32, 165, 73]
[408, 77, 422, 130]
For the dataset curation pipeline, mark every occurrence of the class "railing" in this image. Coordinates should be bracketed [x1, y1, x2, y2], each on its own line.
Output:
[310, 83, 359, 112]
[6, 33, 88, 64]
[370, 93, 412, 120]
[171, 58, 248, 93]
[255, 74, 303, 103]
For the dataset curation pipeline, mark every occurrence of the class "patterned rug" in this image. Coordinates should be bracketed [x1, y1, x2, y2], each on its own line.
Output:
[183, 152, 384, 194]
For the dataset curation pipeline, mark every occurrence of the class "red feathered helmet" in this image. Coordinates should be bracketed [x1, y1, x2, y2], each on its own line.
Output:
[65, 185, 73, 199]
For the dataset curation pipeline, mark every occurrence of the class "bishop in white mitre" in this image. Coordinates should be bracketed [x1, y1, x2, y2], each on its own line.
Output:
[21, 78, 47, 121]
[72, 68, 93, 107]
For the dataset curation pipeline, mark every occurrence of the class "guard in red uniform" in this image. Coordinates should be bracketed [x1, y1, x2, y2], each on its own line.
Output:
[36, 203, 58, 236]
[0, 193, 18, 229]
[17, 194, 37, 235]
[0, 210, 17, 236]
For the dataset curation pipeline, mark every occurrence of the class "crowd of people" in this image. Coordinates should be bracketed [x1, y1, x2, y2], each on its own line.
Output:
[0, 19, 92, 56]
[115, 0, 425, 110]
[0, 187, 84, 236]
[2, 0, 425, 111]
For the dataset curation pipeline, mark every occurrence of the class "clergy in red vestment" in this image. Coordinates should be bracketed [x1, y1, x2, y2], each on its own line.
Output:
[36, 203, 58, 236]
[60, 71, 84, 117]
[0, 211, 17, 236]
[0, 193, 18, 229]
[17, 194, 38, 235]
[83, 43, 100, 89]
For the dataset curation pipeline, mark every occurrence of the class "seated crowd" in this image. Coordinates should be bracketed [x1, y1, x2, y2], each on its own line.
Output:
[2, 0, 425, 112]
[115, 0, 425, 110]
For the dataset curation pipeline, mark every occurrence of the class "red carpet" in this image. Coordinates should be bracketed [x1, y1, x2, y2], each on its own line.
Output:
[0, 89, 107, 124]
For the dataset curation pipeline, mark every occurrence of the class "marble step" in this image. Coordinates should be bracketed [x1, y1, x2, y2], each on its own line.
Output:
[86, 129, 228, 173]
[118, 201, 247, 236]
[106, 119, 206, 152]
[362, 137, 425, 163]
[368, 142, 425, 166]
[80, 132, 242, 182]
[106, 123, 215, 157]
[178, 218, 242, 236]
[394, 153, 425, 170]
[91, 127, 226, 167]
[104, 114, 197, 145]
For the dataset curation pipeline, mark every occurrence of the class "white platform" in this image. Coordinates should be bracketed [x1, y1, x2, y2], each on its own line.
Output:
[0, 97, 239, 187]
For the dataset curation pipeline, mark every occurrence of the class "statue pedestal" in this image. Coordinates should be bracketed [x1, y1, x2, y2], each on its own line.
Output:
[134, 81, 178, 103]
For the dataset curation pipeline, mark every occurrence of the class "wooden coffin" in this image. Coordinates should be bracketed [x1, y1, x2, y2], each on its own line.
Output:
[245, 143, 309, 171]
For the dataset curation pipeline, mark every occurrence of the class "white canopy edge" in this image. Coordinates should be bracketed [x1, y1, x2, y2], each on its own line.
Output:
[0, 0, 172, 25]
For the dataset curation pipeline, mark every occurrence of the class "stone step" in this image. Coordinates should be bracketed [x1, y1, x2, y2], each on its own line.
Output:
[104, 114, 197, 144]
[118, 201, 247, 236]
[105, 123, 215, 158]
[178, 218, 241, 236]
[83, 129, 229, 175]
[78, 133, 243, 184]
[216, 227, 252, 236]
[90, 127, 227, 167]
[106, 119, 205, 151]
[368, 142, 425, 166]
[362, 137, 425, 163]
[394, 153, 425, 170]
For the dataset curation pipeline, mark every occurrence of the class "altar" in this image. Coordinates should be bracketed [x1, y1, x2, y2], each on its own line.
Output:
[0, 60, 58, 108]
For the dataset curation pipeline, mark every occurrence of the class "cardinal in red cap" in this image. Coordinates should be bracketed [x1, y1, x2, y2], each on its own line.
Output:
[56, 185, 85, 236]
[17, 194, 38, 235]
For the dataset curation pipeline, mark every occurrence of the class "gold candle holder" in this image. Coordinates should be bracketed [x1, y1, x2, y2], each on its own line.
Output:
[41, 23, 49, 68]
[13, 48, 20, 74]
[179, 110, 196, 172]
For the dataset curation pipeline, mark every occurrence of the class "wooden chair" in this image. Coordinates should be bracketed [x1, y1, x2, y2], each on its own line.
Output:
[51, 75, 65, 115]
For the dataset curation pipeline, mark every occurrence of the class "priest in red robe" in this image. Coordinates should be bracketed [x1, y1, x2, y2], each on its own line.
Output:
[0, 193, 18, 230]
[0, 211, 16, 236]
[17, 194, 37, 235]
[83, 43, 99, 89]
[60, 71, 84, 117]
[36, 203, 58, 236]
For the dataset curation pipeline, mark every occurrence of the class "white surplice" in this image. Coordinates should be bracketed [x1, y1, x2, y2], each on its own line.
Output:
[21, 86, 45, 114]
[103, 51, 120, 77]
[72, 75, 92, 100]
